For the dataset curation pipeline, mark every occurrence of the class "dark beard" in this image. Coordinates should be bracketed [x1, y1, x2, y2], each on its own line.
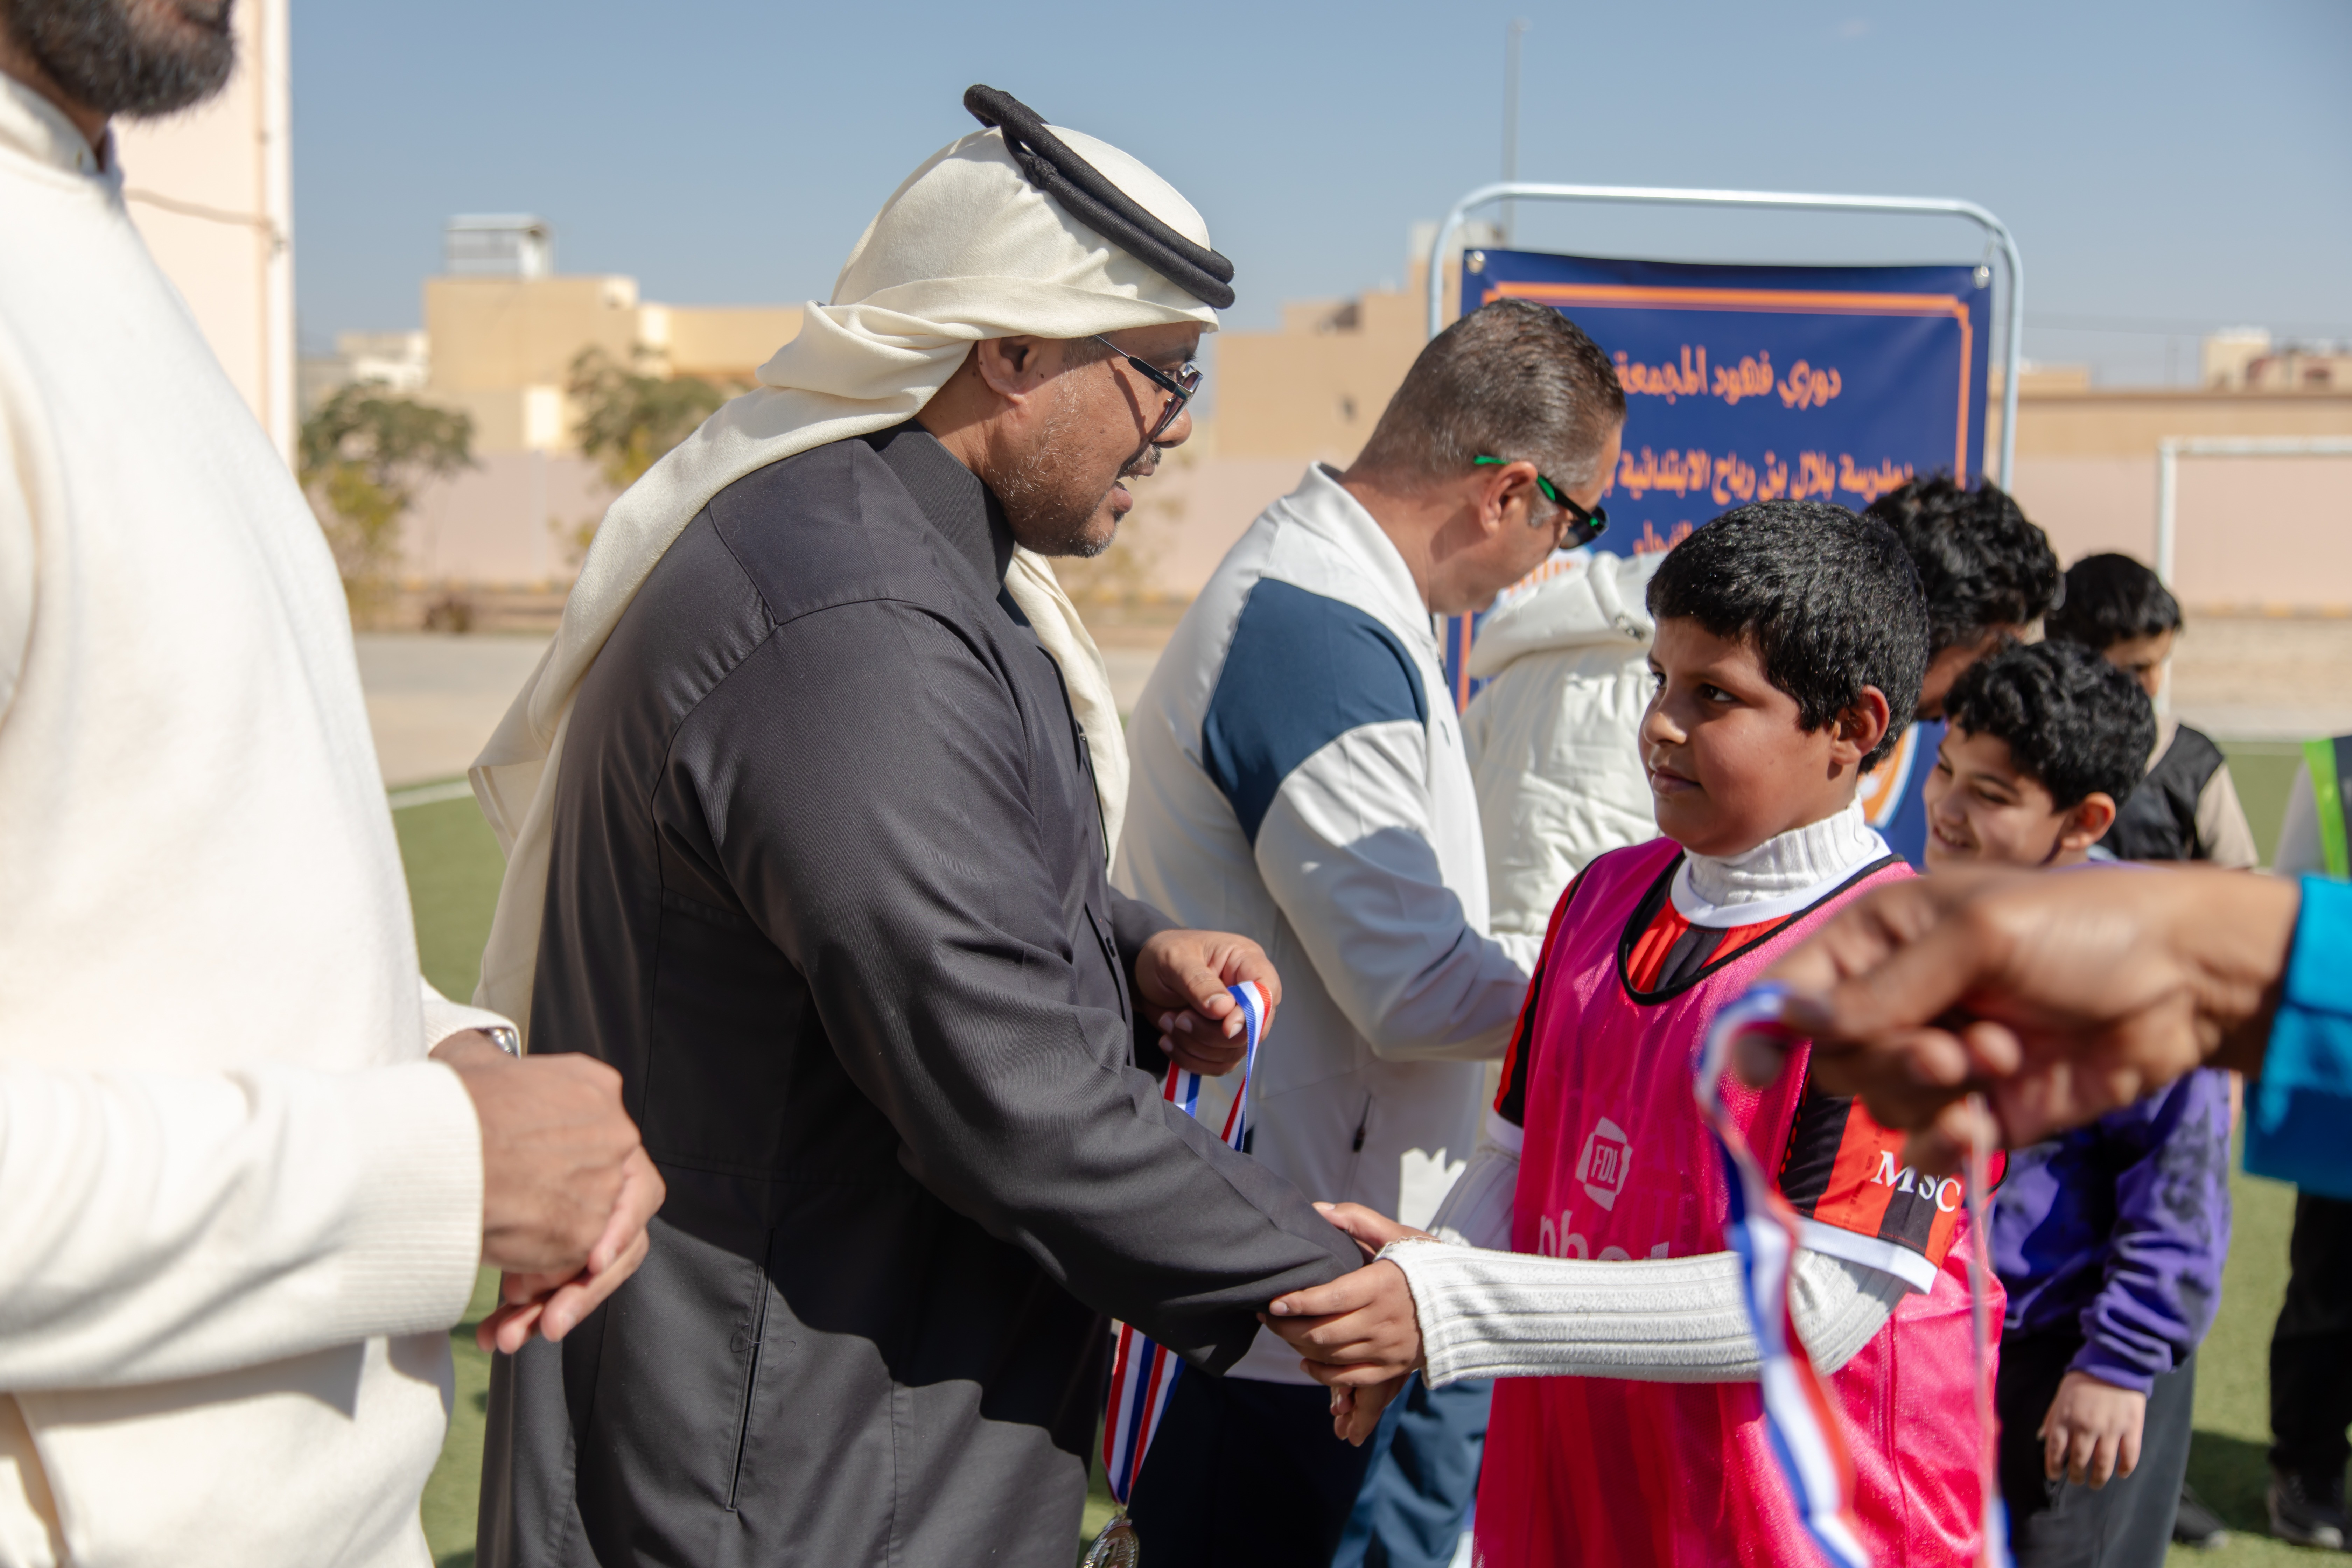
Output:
[2, 0, 236, 119]
[994, 385, 1122, 559]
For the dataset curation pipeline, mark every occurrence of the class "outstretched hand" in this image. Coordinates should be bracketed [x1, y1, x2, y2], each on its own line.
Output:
[1134, 928, 1282, 1078]
[1261, 1204, 1429, 1377]
[1748, 866, 2296, 1172]
[1262, 1204, 1432, 1442]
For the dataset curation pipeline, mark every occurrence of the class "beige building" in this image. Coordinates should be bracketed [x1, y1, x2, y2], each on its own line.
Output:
[375, 222, 2351, 617]
[367, 221, 806, 592]
[420, 217, 803, 456]
[1186, 265, 2352, 611]
[113, 0, 294, 464]
[2200, 328, 2352, 393]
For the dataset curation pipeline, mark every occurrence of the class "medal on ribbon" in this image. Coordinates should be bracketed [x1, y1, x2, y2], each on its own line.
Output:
[1697, 983, 2009, 1568]
[1083, 980, 1269, 1568]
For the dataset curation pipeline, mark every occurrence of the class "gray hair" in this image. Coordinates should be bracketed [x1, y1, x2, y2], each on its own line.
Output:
[1353, 298, 1625, 490]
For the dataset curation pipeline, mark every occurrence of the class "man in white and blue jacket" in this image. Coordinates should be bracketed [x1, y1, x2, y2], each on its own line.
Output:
[1118, 300, 1626, 1568]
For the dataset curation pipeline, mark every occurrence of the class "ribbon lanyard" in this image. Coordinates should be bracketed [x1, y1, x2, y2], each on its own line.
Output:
[1100, 981, 1269, 1509]
[1697, 983, 2010, 1568]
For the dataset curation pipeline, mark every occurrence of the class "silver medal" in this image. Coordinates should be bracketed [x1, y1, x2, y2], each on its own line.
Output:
[1079, 1510, 1141, 1568]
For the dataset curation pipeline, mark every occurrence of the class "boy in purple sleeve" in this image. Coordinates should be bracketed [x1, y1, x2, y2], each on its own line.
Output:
[1923, 641, 2234, 1565]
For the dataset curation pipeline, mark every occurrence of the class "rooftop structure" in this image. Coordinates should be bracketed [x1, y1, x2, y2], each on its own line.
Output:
[443, 215, 553, 280]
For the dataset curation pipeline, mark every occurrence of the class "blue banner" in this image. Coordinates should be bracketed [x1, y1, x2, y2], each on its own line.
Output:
[1443, 249, 1996, 861]
[1444, 252, 1992, 673]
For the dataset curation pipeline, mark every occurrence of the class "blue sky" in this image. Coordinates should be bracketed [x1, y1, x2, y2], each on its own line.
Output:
[291, 0, 2350, 384]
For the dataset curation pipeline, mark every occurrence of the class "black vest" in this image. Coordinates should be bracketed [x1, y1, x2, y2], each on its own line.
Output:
[2105, 724, 2226, 861]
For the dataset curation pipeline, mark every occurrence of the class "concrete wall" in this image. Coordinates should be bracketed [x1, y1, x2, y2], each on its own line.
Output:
[2014, 452, 2352, 609]
[114, 0, 293, 463]
[399, 451, 612, 587]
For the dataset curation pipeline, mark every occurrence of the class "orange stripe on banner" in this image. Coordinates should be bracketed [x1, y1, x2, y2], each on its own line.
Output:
[1490, 282, 1968, 317]
[1483, 281, 1980, 482]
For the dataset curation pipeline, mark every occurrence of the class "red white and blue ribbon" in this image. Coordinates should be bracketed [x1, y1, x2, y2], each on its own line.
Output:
[1963, 1104, 2012, 1568]
[1696, 983, 1871, 1568]
[1101, 980, 1269, 1506]
[1698, 981, 2009, 1568]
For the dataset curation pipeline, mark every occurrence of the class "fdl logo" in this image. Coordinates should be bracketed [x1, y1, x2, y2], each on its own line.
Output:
[1575, 1117, 1633, 1211]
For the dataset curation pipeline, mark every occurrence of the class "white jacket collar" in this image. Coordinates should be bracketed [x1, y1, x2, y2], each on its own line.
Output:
[0, 74, 114, 181]
[1467, 548, 1667, 680]
[1273, 463, 1436, 651]
[1669, 799, 1890, 926]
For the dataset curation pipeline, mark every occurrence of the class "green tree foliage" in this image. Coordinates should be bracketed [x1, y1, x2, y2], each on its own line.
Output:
[300, 386, 474, 623]
[567, 346, 730, 492]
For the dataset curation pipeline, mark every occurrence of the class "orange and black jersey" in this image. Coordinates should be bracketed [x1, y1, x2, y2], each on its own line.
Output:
[1494, 851, 1996, 1290]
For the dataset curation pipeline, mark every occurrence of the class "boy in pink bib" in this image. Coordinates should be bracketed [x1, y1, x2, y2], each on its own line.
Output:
[1266, 500, 2001, 1566]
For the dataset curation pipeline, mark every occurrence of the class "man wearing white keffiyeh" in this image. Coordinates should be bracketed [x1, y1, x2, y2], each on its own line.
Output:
[472, 90, 1365, 1567]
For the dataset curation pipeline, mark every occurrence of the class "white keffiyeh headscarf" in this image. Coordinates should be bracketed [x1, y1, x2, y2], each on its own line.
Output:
[468, 121, 1214, 1037]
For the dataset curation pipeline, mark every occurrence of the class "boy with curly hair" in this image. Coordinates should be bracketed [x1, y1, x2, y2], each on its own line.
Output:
[1928, 640, 2233, 1567]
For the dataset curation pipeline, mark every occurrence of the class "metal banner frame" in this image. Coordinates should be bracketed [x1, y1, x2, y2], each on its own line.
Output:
[1424, 182, 2026, 488]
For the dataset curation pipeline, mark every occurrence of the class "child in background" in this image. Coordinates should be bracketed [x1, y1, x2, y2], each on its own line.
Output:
[1927, 641, 2234, 1567]
[2043, 552, 2258, 867]
[1860, 474, 2063, 865]
[1266, 501, 2003, 1567]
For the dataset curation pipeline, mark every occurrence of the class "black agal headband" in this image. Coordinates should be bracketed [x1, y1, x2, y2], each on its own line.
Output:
[964, 85, 1236, 310]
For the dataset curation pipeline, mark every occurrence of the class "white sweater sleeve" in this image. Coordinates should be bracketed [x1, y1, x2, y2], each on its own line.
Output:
[419, 977, 518, 1049]
[1254, 721, 1530, 1062]
[1428, 1112, 1522, 1250]
[1384, 1237, 1906, 1387]
[0, 1058, 484, 1391]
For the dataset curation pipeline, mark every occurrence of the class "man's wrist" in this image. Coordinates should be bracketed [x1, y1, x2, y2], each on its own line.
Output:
[430, 1029, 515, 1071]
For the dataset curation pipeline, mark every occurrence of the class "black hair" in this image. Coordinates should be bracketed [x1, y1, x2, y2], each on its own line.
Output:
[1354, 299, 1625, 491]
[1864, 474, 2061, 657]
[2044, 552, 2182, 651]
[1943, 640, 2155, 811]
[1646, 500, 1928, 770]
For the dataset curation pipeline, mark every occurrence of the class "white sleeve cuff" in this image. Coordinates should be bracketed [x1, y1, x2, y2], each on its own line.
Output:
[1428, 1132, 1518, 1251]
[1795, 1218, 1938, 1294]
[1484, 1109, 1525, 1155]
[420, 977, 519, 1052]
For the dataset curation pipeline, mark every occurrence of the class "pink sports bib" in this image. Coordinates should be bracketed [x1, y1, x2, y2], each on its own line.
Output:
[1476, 839, 1997, 1568]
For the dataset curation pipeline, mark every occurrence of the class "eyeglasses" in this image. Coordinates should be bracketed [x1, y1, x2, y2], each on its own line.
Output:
[1473, 455, 1609, 549]
[1092, 336, 1203, 448]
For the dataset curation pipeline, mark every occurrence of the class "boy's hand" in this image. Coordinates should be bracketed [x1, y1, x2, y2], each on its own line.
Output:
[1329, 1373, 1410, 1445]
[2040, 1370, 2147, 1488]
[1261, 1258, 1425, 1385]
[1314, 1200, 1433, 1261]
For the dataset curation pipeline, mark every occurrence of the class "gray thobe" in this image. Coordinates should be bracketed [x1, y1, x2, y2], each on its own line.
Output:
[477, 423, 1359, 1567]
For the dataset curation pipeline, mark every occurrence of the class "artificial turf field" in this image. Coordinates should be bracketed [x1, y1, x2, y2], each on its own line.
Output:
[393, 753, 2337, 1566]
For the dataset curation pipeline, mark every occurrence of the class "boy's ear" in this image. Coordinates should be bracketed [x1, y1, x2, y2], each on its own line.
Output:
[1831, 686, 1894, 769]
[2058, 792, 2119, 853]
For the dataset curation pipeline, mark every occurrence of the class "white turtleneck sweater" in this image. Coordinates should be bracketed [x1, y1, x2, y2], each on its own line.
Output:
[1383, 804, 1911, 1388]
[0, 77, 498, 1568]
